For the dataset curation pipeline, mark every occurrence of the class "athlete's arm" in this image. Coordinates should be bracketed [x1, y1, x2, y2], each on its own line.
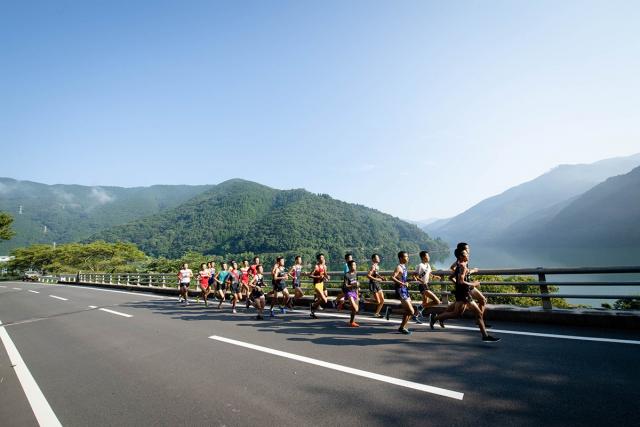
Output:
[366, 265, 377, 282]
[391, 266, 403, 286]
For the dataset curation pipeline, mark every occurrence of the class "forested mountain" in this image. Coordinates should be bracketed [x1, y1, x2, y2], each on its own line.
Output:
[520, 166, 640, 246]
[0, 178, 213, 253]
[424, 153, 640, 244]
[92, 179, 447, 262]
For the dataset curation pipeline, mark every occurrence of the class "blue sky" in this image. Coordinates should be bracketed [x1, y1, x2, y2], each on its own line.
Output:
[1, 0, 639, 220]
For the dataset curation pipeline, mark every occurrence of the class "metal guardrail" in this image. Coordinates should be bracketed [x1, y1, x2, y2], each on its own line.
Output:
[42, 266, 640, 310]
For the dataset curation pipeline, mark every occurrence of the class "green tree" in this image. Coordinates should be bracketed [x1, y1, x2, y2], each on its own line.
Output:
[0, 212, 15, 241]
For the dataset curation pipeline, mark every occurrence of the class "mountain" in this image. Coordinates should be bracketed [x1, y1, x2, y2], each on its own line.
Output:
[91, 179, 448, 261]
[523, 166, 640, 246]
[424, 153, 640, 244]
[0, 178, 213, 253]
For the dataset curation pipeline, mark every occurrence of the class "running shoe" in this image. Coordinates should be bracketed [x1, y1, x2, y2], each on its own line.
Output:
[185, 300, 189, 306]
[429, 313, 437, 330]
[280, 307, 286, 314]
[398, 327, 411, 335]
[310, 312, 318, 319]
[482, 335, 501, 342]
[337, 301, 344, 311]
[349, 322, 360, 327]
[270, 309, 275, 317]
[373, 313, 383, 318]
[232, 308, 237, 314]
[412, 315, 423, 324]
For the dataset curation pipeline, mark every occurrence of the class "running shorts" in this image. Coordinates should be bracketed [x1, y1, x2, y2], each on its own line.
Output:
[369, 281, 382, 293]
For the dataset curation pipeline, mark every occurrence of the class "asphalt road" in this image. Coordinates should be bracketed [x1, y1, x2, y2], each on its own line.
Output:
[1, 281, 639, 427]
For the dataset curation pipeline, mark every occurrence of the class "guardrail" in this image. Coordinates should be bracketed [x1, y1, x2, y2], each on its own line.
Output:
[47, 266, 640, 310]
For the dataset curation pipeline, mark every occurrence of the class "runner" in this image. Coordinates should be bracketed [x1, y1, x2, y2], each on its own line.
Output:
[390, 251, 415, 335]
[288, 255, 304, 309]
[249, 256, 261, 277]
[413, 250, 441, 323]
[196, 263, 211, 306]
[207, 261, 217, 292]
[240, 259, 251, 302]
[344, 260, 360, 327]
[227, 261, 242, 314]
[177, 263, 193, 305]
[269, 257, 290, 316]
[248, 264, 267, 320]
[430, 249, 500, 342]
[334, 253, 352, 310]
[215, 262, 229, 309]
[366, 253, 385, 318]
[309, 253, 330, 318]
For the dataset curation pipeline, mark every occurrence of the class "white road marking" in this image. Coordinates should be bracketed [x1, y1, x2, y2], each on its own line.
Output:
[98, 308, 132, 318]
[28, 290, 40, 294]
[0, 321, 62, 427]
[313, 312, 640, 345]
[0, 285, 6, 288]
[46, 284, 171, 300]
[13, 288, 22, 290]
[48, 295, 68, 301]
[209, 335, 464, 400]
[89, 305, 98, 309]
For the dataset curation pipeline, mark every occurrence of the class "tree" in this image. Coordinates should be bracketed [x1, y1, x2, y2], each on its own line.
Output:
[0, 212, 15, 241]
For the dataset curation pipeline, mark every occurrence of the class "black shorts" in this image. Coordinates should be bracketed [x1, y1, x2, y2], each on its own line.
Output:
[369, 281, 382, 293]
[419, 283, 430, 294]
[292, 281, 301, 288]
[231, 283, 241, 293]
[455, 286, 472, 303]
[179, 283, 190, 289]
[273, 282, 287, 292]
[217, 283, 227, 292]
[251, 290, 264, 300]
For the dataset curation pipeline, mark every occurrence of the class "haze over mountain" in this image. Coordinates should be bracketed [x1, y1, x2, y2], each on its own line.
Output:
[91, 179, 447, 261]
[522, 166, 640, 247]
[0, 178, 213, 253]
[424, 153, 640, 246]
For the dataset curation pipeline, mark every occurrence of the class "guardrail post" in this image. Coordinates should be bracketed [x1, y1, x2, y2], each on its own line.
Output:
[441, 282, 448, 305]
[538, 271, 552, 310]
[162, 275, 166, 288]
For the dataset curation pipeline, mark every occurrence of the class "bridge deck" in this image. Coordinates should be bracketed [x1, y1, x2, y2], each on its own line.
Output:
[1, 281, 638, 426]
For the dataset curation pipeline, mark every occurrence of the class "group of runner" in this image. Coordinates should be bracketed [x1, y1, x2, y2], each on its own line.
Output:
[176, 242, 500, 342]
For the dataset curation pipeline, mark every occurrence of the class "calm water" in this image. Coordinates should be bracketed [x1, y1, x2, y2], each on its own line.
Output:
[431, 246, 640, 307]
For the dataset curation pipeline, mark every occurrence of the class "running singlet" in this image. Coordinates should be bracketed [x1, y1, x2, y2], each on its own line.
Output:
[454, 262, 472, 302]
[208, 268, 216, 285]
[312, 265, 326, 284]
[344, 271, 359, 299]
[292, 265, 302, 287]
[217, 271, 230, 289]
[240, 268, 249, 284]
[179, 269, 192, 285]
[395, 264, 410, 300]
[199, 271, 210, 287]
[369, 263, 382, 292]
[250, 264, 259, 276]
[274, 266, 287, 289]
[417, 262, 431, 293]
[252, 274, 265, 298]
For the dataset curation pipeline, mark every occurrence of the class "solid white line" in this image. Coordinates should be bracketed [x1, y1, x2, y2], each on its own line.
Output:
[0, 321, 63, 427]
[0, 285, 6, 288]
[98, 308, 132, 318]
[48, 295, 68, 301]
[13, 288, 22, 290]
[314, 312, 640, 345]
[28, 290, 40, 294]
[89, 305, 98, 309]
[209, 335, 464, 400]
[51, 284, 171, 300]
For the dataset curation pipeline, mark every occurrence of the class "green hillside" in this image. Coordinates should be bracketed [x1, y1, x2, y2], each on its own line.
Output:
[0, 178, 213, 253]
[92, 179, 448, 263]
